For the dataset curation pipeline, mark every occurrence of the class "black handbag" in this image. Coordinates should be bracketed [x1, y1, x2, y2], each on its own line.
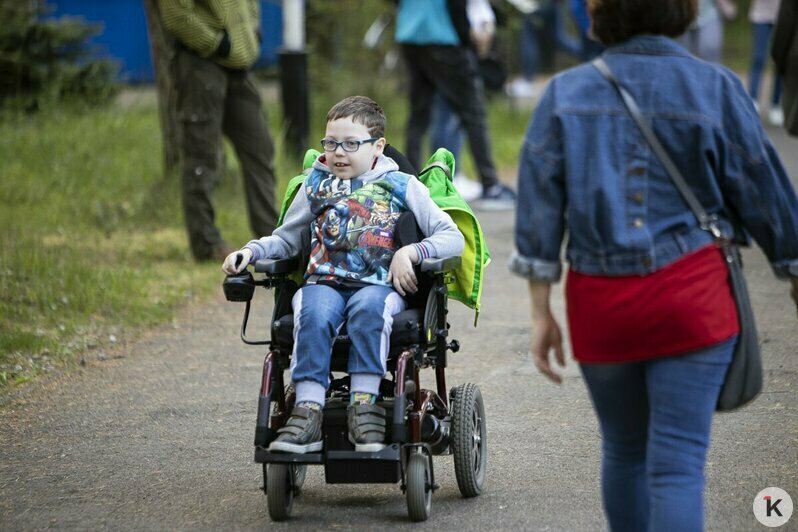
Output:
[593, 58, 762, 411]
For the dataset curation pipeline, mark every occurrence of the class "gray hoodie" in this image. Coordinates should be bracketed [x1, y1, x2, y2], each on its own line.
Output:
[244, 154, 464, 274]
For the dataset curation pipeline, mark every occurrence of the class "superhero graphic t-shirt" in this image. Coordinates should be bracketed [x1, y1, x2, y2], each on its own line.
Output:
[304, 170, 410, 286]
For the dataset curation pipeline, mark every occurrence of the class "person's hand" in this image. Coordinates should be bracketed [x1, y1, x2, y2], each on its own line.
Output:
[470, 22, 495, 58]
[221, 248, 252, 275]
[715, 0, 737, 20]
[531, 314, 565, 384]
[387, 246, 419, 296]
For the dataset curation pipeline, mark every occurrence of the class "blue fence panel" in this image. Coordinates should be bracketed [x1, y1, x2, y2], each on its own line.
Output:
[48, 0, 283, 84]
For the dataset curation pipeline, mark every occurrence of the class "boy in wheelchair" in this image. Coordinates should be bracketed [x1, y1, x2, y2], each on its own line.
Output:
[222, 96, 464, 454]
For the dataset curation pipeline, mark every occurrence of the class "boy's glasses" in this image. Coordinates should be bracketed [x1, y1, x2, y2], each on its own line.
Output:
[321, 137, 379, 153]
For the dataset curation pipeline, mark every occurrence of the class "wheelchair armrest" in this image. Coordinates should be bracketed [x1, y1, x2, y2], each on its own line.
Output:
[254, 257, 300, 275]
[420, 256, 461, 273]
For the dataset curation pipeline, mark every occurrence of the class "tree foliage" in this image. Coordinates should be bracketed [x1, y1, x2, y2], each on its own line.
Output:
[0, 0, 119, 111]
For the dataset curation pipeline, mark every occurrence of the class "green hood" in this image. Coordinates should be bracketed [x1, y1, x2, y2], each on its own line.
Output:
[416, 148, 490, 324]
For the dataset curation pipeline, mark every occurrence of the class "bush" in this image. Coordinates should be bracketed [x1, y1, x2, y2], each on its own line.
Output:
[0, 1, 119, 112]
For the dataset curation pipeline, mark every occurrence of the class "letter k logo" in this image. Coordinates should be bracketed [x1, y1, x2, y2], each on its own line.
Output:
[754, 488, 792, 527]
[765, 496, 784, 518]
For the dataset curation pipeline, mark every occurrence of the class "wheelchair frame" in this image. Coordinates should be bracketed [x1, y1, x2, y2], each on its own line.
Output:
[223, 254, 486, 522]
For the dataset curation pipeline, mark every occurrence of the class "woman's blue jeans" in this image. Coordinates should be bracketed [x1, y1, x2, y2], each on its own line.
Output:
[748, 22, 782, 106]
[579, 336, 736, 532]
[290, 284, 405, 405]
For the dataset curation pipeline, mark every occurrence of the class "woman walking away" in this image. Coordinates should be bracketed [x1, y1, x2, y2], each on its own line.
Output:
[509, 1, 798, 531]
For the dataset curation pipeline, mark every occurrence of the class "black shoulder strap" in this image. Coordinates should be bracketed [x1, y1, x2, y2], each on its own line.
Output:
[592, 57, 723, 240]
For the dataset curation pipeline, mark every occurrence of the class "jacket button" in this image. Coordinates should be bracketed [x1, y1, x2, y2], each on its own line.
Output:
[631, 192, 644, 203]
[642, 257, 653, 267]
[194, 166, 203, 176]
[632, 218, 644, 228]
[629, 167, 645, 176]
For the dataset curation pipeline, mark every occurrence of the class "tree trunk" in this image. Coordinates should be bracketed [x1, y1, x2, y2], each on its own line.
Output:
[143, 0, 180, 176]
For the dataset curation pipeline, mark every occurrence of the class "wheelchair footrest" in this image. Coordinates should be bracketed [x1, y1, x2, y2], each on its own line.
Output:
[326, 443, 401, 462]
[325, 443, 402, 484]
[254, 447, 324, 464]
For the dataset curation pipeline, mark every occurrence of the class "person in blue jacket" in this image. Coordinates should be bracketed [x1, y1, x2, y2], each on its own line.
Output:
[510, 1, 798, 530]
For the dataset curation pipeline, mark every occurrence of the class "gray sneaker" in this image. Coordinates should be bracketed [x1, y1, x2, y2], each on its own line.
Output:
[268, 405, 323, 454]
[347, 403, 387, 452]
[476, 183, 517, 211]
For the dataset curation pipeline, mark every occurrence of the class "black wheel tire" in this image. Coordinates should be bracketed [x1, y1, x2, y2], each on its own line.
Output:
[406, 452, 432, 522]
[451, 383, 487, 497]
[266, 464, 294, 521]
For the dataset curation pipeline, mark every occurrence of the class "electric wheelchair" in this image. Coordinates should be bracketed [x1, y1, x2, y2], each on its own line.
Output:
[222, 213, 487, 522]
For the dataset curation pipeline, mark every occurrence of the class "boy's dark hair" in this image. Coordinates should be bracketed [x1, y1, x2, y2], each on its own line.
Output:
[588, 0, 697, 46]
[326, 95, 386, 138]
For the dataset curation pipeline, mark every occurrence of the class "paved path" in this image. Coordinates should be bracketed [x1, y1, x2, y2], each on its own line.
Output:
[1, 125, 797, 531]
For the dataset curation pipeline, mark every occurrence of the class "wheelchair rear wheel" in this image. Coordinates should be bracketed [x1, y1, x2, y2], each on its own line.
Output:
[405, 451, 432, 522]
[451, 383, 487, 497]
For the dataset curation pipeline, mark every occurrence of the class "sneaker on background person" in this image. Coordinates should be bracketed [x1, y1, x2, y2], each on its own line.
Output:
[476, 182, 517, 211]
[453, 172, 483, 202]
[505, 77, 539, 99]
[769, 106, 785, 127]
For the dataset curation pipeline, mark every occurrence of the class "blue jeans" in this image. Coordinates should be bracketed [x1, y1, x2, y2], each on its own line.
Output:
[579, 337, 736, 532]
[430, 92, 463, 162]
[748, 22, 782, 106]
[678, 15, 723, 63]
[290, 284, 405, 405]
[521, 0, 582, 79]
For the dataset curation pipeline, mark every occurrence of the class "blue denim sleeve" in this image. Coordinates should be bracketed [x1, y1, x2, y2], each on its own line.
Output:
[719, 90, 798, 279]
[509, 84, 566, 283]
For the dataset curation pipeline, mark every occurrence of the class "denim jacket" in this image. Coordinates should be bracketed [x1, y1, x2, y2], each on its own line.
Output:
[510, 35, 798, 282]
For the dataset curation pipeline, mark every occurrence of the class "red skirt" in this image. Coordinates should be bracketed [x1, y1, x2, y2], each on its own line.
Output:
[566, 245, 739, 363]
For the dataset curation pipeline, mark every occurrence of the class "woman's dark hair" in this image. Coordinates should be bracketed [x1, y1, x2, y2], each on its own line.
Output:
[588, 0, 697, 46]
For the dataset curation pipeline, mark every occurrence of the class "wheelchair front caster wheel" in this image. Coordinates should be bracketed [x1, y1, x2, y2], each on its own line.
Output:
[292, 464, 307, 496]
[406, 452, 432, 522]
[266, 464, 295, 521]
[451, 383, 487, 497]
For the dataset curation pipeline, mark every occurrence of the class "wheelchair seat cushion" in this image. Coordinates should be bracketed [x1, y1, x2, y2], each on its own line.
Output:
[272, 308, 424, 349]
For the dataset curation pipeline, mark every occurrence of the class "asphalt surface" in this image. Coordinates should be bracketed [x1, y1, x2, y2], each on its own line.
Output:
[1, 124, 797, 531]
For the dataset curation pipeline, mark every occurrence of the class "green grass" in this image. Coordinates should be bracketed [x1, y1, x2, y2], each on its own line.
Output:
[724, 0, 753, 73]
[0, 100, 292, 390]
[0, 87, 529, 394]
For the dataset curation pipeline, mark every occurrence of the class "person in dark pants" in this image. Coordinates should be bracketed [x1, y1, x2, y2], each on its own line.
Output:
[159, 0, 278, 261]
[396, 0, 516, 210]
[772, 0, 798, 136]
